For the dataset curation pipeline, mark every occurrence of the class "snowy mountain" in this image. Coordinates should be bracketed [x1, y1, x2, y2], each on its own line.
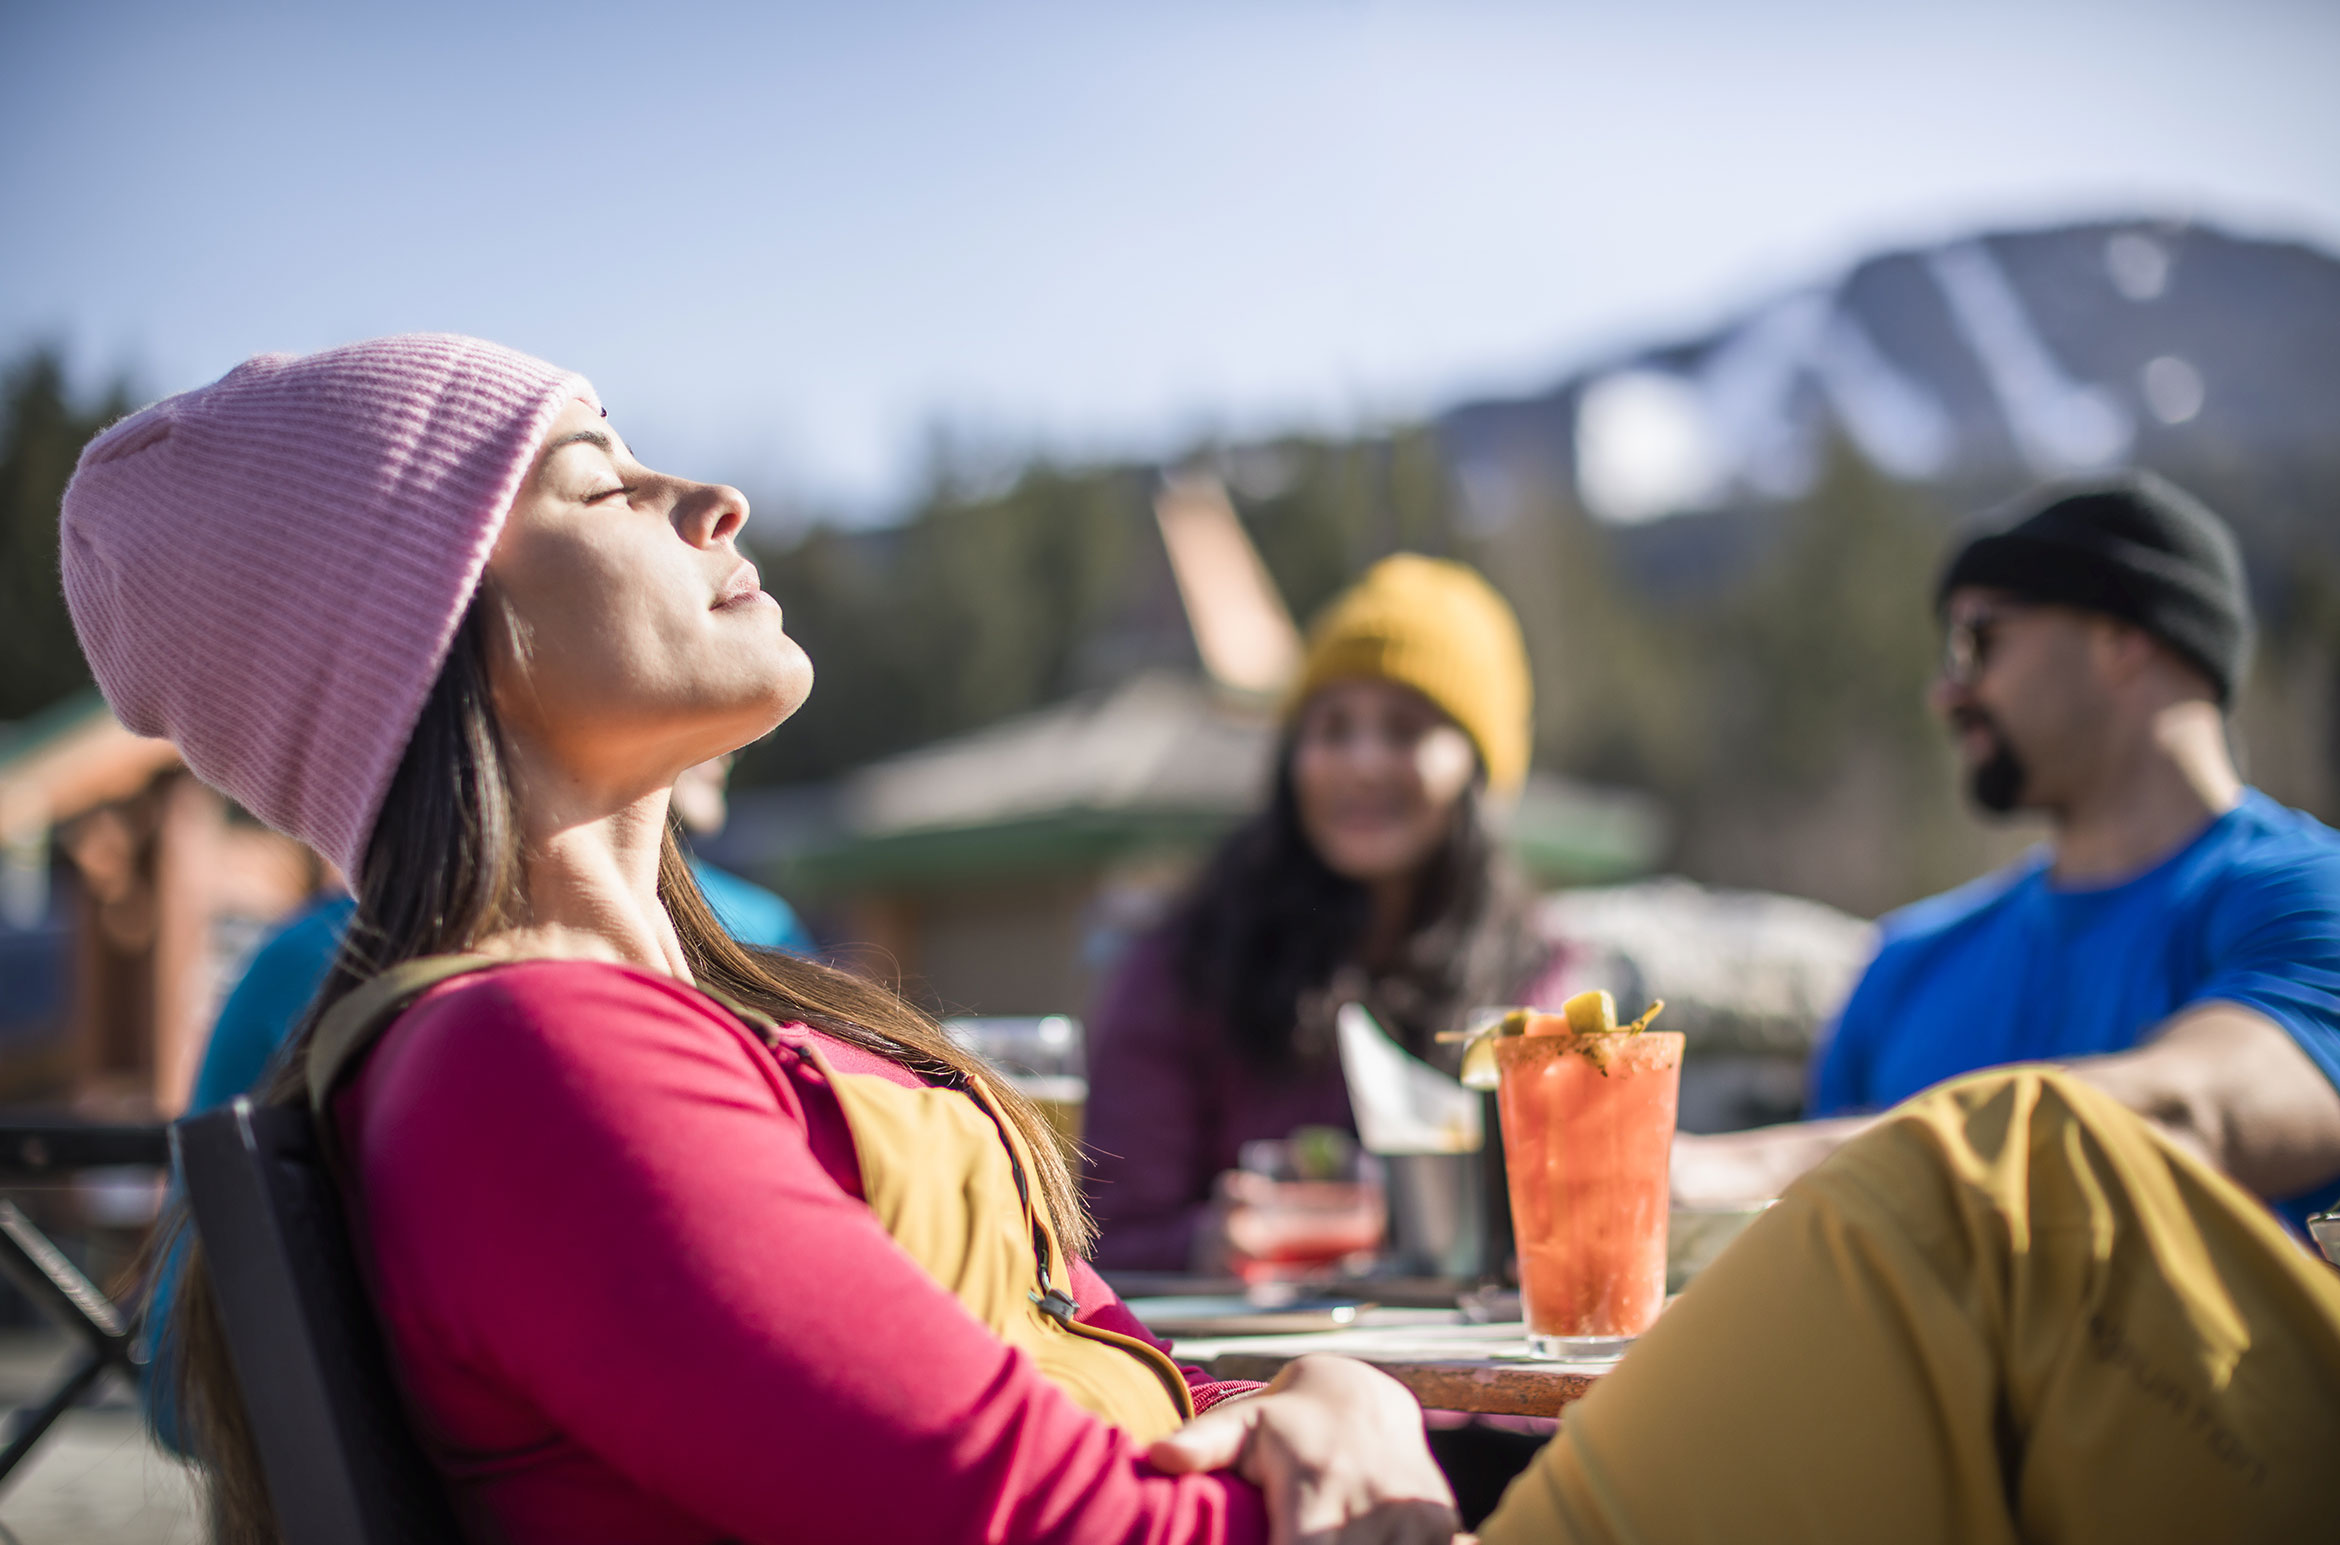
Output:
[1438, 220, 2340, 551]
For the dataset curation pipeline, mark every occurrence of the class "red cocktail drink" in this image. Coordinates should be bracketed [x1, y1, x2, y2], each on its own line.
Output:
[1495, 1029, 1683, 1360]
[1223, 1178, 1385, 1285]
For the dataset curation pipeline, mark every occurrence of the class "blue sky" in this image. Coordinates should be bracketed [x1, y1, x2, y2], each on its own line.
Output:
[4, 0, 2336, 518]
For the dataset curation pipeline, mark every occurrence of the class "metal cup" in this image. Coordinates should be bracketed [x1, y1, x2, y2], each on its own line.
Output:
[2309, 1209, 2340, 1267]
[1380, 1151, 1487, 1279]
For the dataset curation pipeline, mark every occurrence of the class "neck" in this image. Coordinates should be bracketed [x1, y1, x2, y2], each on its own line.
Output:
[2049, 700, 2242, 884]
[483, 760, 692, 980]
[1359, 876, 1415, 971]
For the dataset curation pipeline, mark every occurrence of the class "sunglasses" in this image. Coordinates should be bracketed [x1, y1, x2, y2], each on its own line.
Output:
[1941, 602, 2032, 687]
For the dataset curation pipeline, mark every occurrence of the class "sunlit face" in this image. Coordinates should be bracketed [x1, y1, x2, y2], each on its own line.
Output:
[481, 398, 811, 798]
[1289, 679, 1479, 885]
[1930, 587, 2113, 815]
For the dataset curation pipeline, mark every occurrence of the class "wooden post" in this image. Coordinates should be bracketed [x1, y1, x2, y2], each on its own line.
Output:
[64, 791, 159, 1114]
[150, 774, 225, 1115]
[60, 770, 226, 1117]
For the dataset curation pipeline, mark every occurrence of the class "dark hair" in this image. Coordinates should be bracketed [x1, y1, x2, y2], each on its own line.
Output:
[1170, 744, 1544, 1076]
[165, 594, 1091, 1544]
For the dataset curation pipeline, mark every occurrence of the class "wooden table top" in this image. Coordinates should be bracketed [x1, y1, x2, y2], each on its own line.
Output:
[1170, 1318, 1608, 1419]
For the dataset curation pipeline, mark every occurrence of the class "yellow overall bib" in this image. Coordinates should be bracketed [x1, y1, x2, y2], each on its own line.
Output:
[307, 957, 1193, 1445]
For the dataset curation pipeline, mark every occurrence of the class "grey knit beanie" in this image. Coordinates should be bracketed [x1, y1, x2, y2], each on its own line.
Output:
[1936, 471, 2252, 703]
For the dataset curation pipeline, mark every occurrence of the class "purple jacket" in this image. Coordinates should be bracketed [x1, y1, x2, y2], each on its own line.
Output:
[1082, 928, 1576, 1271]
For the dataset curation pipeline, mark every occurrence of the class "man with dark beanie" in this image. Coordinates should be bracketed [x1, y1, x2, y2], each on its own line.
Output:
[1674, 472, 2340, 1230]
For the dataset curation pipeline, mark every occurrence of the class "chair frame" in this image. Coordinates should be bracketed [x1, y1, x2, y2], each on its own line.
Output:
[174, 1097, 462, 1545]
[0, 1115, 168, 1494]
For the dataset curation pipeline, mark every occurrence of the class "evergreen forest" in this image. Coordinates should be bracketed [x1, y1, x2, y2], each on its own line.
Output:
[5, 344, 2333, 918]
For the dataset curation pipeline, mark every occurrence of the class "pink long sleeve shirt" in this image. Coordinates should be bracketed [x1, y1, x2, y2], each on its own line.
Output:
[337, 959, 1268, 1544]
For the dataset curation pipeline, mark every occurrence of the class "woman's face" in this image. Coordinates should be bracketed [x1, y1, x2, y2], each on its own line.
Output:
[482, 399, 811, 797]
[1289, 679, 1479, 886]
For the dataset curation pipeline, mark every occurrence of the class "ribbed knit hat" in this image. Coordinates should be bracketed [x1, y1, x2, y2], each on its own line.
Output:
[1936, 471, 2252, 703]
[1289, 554, 1534, 793]
[60, 334, 597, 880]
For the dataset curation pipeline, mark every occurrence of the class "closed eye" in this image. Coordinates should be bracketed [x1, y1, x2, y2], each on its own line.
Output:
[587, 484, 633, 503]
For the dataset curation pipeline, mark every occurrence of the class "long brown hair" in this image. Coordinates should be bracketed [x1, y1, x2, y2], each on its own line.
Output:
[167, 594, 1091, 1543]
[1171, 746, 1543, 1075]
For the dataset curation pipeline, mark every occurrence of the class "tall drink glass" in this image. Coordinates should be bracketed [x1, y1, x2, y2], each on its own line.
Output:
[1494, 1028, 1683, 1361]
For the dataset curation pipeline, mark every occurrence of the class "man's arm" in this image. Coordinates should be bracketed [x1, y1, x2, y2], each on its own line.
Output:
[1675, 1001, 2340, 1207]
[1672, 1116, 1875, 1207]
[2066, 1000, 2340, 1199]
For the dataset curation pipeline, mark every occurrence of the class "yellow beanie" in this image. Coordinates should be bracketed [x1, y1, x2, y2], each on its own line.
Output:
[1289, 554, 1534, 793]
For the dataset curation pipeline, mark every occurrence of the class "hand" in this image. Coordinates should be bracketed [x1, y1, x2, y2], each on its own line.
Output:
[1147, 1354, 1461, 1545]
[1670, 1118, 1872, 1207]
[1669, 1130, 1765, 1208]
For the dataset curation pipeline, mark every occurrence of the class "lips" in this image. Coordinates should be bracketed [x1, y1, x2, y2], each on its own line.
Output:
[1322, 802, 1409, 831]
[1949, 706, 2002, 757]
[713, 562, 765, 610]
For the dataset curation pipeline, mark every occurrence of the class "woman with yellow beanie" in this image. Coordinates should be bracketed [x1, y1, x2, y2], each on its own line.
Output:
[1084, 554, 1572, 1277]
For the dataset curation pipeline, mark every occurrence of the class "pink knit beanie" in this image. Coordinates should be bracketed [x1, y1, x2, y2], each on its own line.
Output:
[60, 334, 598, 881]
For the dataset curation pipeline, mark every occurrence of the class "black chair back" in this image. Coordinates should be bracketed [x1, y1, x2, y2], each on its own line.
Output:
[173, 1097, 464, 1545]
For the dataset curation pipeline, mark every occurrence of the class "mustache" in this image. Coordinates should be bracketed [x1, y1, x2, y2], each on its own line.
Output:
[1949, 704, 2003, 739]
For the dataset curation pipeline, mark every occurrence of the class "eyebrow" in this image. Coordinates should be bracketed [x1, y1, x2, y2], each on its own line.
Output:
[544, 428, 618, 458]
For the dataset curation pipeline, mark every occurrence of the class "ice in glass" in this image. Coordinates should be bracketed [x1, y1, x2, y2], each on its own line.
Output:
[1494, 1024, 1683, 1360]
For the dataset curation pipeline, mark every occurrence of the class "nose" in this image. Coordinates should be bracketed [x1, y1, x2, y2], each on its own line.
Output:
[1336, 724, 1411, 780]
[1928, 673, 1969, 720]
[673, 480, 750, 549]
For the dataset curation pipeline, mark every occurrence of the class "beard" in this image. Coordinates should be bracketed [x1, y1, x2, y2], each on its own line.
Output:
[1953, 708, 2028, 814]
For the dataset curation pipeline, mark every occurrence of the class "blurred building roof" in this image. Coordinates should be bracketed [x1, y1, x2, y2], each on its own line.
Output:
[725, 670, 1666, 898]
[0, 692, 181, 840]
[850, 671, 1268, 835]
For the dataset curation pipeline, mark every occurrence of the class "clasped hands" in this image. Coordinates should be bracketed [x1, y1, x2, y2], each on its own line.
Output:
[1147, 1354, 1471, 1545]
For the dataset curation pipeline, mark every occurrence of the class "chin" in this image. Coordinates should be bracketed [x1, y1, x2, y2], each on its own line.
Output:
[739, 685, 810, 745]
[1320, 845, 1419, 886]
[747, 638, 815, 720]
[1965, 743, 2028, 815]
[772, 651, 814, 720]
[691, 663, 812, 757]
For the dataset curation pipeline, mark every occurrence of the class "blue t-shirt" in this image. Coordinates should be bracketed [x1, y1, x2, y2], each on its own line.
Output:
[1812, 790, 2340, 1226]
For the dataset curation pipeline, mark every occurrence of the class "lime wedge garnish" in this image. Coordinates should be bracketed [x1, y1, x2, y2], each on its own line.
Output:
[1459, 1031, 1503, 1091]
